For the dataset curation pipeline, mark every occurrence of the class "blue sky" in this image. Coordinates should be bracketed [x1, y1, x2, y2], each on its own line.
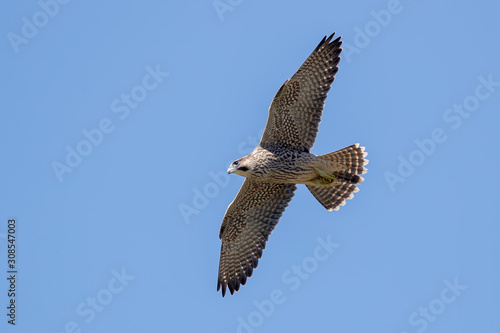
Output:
[1, 0, 500, 332]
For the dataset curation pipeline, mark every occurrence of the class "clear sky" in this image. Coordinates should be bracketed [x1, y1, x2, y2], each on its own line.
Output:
[1, 1, 500, 332]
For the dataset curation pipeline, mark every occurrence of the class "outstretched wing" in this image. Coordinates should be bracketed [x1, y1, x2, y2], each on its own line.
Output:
[260, 33, 342, 151]
[217, 179, 296, 297]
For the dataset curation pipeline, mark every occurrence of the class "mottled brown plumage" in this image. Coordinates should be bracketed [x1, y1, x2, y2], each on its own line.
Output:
[217, 33, 369, 297]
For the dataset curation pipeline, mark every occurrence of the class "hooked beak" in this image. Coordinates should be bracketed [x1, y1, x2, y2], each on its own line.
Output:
[227, 165, 236, 174]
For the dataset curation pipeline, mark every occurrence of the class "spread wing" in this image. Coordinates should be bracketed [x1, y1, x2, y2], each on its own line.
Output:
[217, 179, 296, 297]
[260, 33, 342, 151]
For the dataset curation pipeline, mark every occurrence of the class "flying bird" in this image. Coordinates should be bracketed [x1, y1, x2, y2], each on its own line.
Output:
[217, 33, 368, 297]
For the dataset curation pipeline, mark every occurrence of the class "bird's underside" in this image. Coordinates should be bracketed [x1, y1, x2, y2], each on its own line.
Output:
[217, 33, 369, 297]
[227, 144, 367, 186]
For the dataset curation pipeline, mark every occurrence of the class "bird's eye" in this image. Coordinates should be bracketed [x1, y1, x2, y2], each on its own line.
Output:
[233, 161, 239, 166]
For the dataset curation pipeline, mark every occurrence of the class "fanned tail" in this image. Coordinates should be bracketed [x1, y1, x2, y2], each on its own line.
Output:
[319, 143, 368, 175]
[307, 183, 359, 211]
[307, 144, 368, 211]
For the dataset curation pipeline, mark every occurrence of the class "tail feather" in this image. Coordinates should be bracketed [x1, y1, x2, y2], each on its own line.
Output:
[307, 183, 358, 211]
[319, 143, 368, 175]
[307, 144, 368, 211]
[334, 171, 364, 184]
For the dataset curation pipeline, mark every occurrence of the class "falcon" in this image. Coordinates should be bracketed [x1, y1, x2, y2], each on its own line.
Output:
[217, 33, 368, 297]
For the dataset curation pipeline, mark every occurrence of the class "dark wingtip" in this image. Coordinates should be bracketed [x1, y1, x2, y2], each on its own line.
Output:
[228, 279, 235, 295]
[217, 278, 227, 297]
[315, 33, 331, 52]
[218, 266, 253, 298]
[315, 32, 342, 52]
[239, 267, 247, 286]
[325, 32, 336, 43]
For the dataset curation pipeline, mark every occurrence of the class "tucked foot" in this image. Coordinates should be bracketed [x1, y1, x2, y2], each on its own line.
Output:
[312, 167, 338, 182]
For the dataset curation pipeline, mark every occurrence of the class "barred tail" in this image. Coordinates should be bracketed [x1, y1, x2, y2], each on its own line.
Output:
[307, 183, 359, 211]
[319, 143, 368, 175]
[307, 144, 368, 211]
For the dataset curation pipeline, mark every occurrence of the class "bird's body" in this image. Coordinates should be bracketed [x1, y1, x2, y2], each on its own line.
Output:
[217, 33, 369, 297]
[230, 145, 364, 186]
[230, 145, 318, 184]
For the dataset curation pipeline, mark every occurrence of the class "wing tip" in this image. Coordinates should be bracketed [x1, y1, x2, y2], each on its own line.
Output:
[217, 273, 247, 298]
[326, 33, 343, 48]
[217, 279, 226, 298]
[315, 32, 342, 52]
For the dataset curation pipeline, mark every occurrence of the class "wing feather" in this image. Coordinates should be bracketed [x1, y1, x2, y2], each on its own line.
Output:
[217, 179, 296, 297]
[260, 33, 343, 151]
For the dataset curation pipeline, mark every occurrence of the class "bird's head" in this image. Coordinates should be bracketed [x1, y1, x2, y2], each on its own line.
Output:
[227, 156, 252, 176]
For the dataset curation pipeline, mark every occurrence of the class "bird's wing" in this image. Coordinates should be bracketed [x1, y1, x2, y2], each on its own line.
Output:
[260, 33, 342, 151]
[217, 179, 296, 297]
